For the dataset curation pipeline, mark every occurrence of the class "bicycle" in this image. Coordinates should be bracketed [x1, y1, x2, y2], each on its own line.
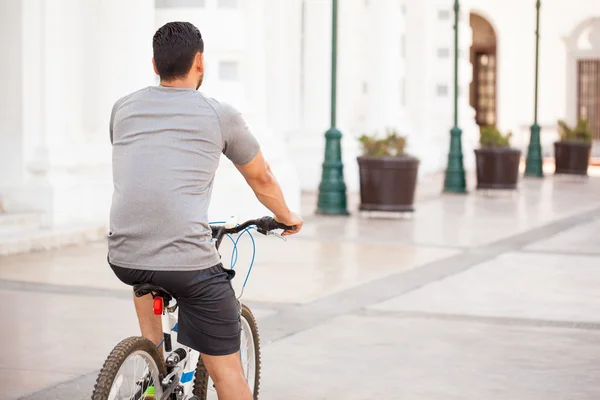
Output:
[91, 216, 294, 400]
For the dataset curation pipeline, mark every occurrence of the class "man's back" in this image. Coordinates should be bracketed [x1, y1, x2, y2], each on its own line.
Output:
[108, 85, 258, 271]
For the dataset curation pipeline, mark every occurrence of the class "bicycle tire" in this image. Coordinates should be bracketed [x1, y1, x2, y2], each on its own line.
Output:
[92, 336, 167, 400]
[193, 304, 261, 399]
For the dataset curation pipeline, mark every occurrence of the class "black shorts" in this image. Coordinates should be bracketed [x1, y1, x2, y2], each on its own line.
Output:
[110, 262, 241, 356]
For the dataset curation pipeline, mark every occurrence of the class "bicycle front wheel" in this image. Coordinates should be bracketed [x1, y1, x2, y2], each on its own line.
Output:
[92, 336, 166, 400]
[193, 304, 261, 399]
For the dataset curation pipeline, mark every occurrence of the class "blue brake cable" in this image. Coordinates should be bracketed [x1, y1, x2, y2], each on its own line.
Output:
[210, 221, 257, 291]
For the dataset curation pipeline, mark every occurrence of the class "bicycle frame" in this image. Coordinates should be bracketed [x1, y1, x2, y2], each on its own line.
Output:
[158, 298, 199, 395]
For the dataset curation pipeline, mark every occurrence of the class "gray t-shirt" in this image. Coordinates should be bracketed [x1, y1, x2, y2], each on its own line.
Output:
[107, 85, 260, 271]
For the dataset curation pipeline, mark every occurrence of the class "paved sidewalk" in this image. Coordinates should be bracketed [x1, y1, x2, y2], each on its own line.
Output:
[2, 175, 600, 399]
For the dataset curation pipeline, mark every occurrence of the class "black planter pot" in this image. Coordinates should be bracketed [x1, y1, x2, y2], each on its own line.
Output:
[474, 147, 521, 190]
[554, 140, 591, 176]
[357, 155, 420, 212]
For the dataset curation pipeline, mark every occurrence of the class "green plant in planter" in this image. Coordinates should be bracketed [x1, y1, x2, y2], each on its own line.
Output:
[356, 129, 419, 212]
[358, 129, 407, 157]
[479, 125, 512, 148]
[558, 118, 592, 143]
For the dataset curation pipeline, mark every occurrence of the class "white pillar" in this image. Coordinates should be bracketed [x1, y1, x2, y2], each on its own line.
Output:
[209, 0, 301, 221]
[286, 0, 330, 193]
[403, 0, 478, 175]
[366, 0, 405, 133]
[1, 0, 155, 226]
[0, 1, 25, 189]
[264, 0, 303, 138]
[23, 0, 50, 182]
[39, 0, 156, 227]
[0, 0, 55, 220]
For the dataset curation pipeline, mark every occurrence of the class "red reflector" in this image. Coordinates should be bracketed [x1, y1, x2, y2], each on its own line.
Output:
[153, 297, 163, 315]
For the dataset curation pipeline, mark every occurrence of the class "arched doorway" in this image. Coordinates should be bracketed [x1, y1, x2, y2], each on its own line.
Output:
[469, 13, 497, 127]
[566, 18, 600, 146]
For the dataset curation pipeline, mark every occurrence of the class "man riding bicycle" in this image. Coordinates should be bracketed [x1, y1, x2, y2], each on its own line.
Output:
[107, 21, 303, 399]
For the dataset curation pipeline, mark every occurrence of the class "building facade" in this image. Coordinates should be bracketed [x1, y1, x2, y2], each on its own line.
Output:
[1, 0, 600, 232]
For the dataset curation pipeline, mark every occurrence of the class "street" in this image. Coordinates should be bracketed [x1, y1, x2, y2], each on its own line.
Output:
[2, 175, 600, 399]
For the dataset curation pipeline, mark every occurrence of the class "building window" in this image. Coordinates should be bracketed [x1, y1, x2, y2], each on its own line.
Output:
[155, 0, 205, 8]
[578, 59, 600, 140]
[473, 53, 496, 125]
[438, 10, 451, 20]
[219, 61, 239, 81]
[218, 0, 238, 8]
[438, 48, 450, 58]
[437, 85, 448, 97]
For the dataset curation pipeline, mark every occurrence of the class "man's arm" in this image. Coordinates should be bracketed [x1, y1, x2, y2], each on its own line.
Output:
[216, 101, 303, 235]
[235, 151, 303, 235]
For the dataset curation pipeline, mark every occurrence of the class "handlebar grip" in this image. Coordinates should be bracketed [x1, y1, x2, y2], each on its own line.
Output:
[256, 216, 295, 231]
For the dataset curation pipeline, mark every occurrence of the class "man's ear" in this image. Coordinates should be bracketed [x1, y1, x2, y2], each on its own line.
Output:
[196, 53, 204, 74]
[152, 58, 159, 76]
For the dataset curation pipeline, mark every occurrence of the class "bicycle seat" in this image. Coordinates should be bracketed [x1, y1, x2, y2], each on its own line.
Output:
[133, 283, 174, 302]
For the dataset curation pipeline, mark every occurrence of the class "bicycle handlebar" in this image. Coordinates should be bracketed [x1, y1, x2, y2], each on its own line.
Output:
[210, 216, 296, 249]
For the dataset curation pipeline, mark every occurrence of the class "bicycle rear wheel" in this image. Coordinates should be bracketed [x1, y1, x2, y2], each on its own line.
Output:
[92, 336, 166, 400]
[193, 304, 261, 399]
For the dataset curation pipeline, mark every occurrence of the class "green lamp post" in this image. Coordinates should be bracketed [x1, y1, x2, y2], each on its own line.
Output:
[524, 0, 544, 177]
[443, 0, 467, 193]
[317, 0, 349, 215]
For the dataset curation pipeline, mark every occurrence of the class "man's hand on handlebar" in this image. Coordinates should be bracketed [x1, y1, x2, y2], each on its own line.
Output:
[274, 213, 304, 236]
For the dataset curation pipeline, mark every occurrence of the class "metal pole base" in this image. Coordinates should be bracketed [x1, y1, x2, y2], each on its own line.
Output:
[524, 123, 544, 177]
[316, 127, 349, 215]
[443, 127, 467, 193]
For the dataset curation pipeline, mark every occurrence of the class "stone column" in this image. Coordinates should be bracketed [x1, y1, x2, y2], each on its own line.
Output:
[264, 0, 303, 137]
[1, 0, 155, 226]
[41, 0, 156, 227]
[0, 1, 25, 190]
[287, 0, 331, 192]
[403, 0, 478, 175]
[366, 0, 405, 134]
[23, 0, 50, 183]
[0, 0, 55, 221]
[204, 0, 301, 220]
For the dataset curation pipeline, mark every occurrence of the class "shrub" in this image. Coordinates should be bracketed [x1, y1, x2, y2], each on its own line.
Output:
[358, 129, 407, 157]
[558, 118, 592, 143]
[479, 125, 512, 148]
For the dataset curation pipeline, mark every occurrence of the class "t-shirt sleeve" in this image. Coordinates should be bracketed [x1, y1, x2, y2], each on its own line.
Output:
[109, 102, 117, 145]
[217, 102, 261, 165]
[109, 96, 127, 145]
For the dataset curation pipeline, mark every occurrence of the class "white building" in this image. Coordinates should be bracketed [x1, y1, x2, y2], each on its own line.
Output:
[1, 0, 600, 252]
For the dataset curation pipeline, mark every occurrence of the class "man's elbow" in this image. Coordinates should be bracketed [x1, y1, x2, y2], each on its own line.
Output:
[252, 170, 274, 187]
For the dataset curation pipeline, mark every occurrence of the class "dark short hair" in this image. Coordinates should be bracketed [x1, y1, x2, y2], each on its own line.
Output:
[153, 22, 204, 81]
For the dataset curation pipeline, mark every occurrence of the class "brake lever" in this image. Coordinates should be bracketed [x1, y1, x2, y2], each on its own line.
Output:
[266, 230, 287, 242]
